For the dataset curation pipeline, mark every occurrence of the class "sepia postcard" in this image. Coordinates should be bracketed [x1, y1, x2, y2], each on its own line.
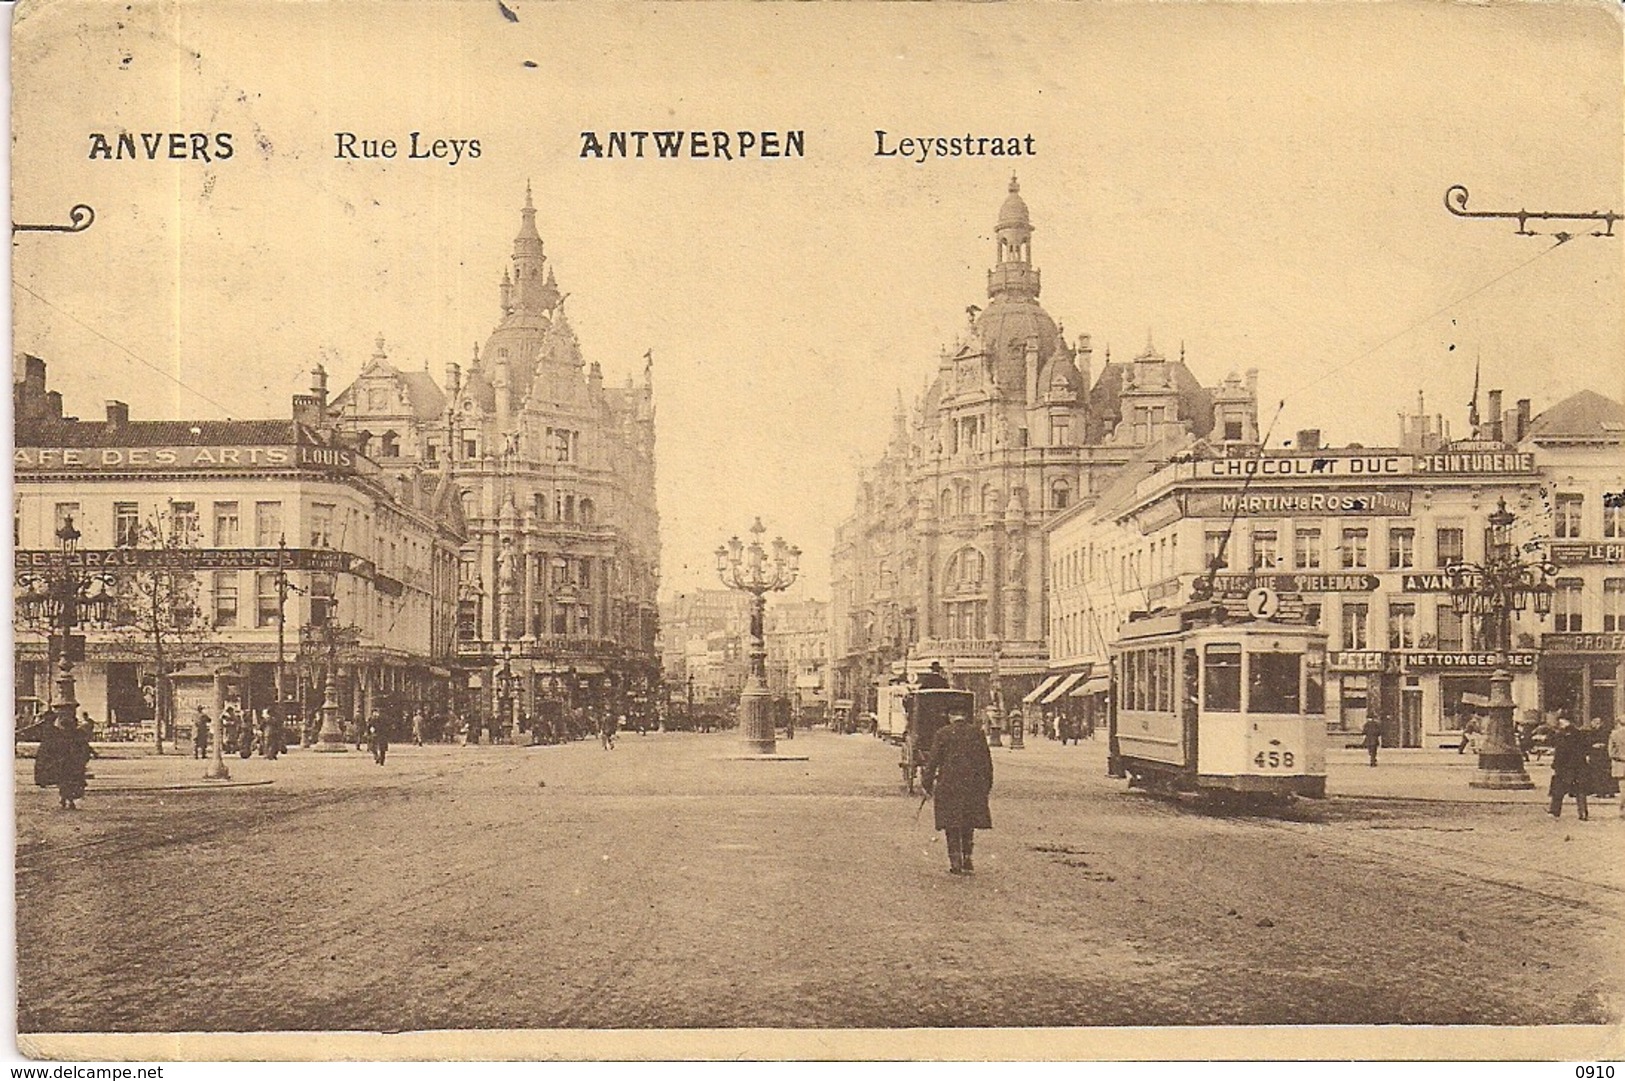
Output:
[8, 0, 1625, 1065]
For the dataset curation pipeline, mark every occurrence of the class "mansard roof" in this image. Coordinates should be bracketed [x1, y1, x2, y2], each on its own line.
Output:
[15, 417, 327, 447]
[1527, 389, 1625, 442]
[1088, 359, 1216, 440]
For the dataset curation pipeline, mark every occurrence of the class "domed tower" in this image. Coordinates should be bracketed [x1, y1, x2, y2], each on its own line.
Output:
[988, 175, 1039, 302]
[971, 176, 1067, 407]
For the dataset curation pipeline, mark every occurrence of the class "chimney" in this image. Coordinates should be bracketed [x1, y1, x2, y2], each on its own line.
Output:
[310, 364, 329, 410]
[25, 354, 47, 391]
[1487, 389, 1503, 441]
[46, 390, 64, 420]
[292, 393, 323, 428]
[104, 400, 129, 426]
[1296, 429, 1322, 451]
[1516, 398, 1531, 441]
[445, 360, 461, 399]
[1244, 368, 1259, 397]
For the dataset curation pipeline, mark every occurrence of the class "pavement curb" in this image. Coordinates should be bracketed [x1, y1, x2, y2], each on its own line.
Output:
[81, 780, 277, 794]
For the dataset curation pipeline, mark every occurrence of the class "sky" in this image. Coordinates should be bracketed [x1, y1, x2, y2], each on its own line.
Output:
[10, 1, 1623, 600]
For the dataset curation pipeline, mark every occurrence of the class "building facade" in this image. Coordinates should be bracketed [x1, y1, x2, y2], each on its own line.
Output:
[657, 588, 752, 710]
[830, 178, 1260, 716]
[331, 187, 662, 730]
[765, 597, 829, 718]
[1524, 390, 1625, 727]
[1045, 389, 1620, 748]
[13, 356, 464, 739]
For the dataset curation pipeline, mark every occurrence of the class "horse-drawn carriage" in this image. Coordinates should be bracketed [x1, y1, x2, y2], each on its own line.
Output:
[898, 687, 976, 793]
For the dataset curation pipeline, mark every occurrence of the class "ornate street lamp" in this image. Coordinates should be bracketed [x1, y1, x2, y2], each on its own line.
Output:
[15, 516, 115, 742]
[1446, 497, 1556, 790]
[716, 518, 801, 755]
[497, 642, 518, 744]
[309, 605, 363, 753]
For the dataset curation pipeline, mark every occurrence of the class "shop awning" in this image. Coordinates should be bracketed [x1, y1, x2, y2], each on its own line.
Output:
[1073, 675, 1111, 697]
[1022, 675, 1063, 704]
[1040, 672, 1088, 704]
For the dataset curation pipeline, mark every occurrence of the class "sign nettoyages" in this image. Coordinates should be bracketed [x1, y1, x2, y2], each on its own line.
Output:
[13, 445, 357, 472]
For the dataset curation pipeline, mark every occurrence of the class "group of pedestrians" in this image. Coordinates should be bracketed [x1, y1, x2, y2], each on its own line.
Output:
[1547, 716, 1625, 821]
[33, 713, 95, 810]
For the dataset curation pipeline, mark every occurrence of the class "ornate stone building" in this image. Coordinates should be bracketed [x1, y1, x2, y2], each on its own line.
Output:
[830, 178, 1260, 715]
[332, 187, 661, 728]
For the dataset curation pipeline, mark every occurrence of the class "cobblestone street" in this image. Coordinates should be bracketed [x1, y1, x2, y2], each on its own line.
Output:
[16, 730, 1625, 1033]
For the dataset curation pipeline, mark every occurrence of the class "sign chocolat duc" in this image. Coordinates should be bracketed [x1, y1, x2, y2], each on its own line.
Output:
[1201, 452, 1536, 477]
[13, 445, 357, 473]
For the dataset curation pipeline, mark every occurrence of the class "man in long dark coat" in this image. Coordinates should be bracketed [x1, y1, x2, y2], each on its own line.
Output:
[921, 709, 994, 875]
[1548, 717, 1589, 820]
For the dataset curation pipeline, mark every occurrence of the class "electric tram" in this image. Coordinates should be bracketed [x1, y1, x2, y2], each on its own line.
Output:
[1107, 598, 1328, 799]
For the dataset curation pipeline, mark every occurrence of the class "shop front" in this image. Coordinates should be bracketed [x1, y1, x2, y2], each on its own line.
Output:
[1540, 632, 1624, 726]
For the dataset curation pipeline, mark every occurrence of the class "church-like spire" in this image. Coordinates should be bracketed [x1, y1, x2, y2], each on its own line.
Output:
[506, 183, 548, 315]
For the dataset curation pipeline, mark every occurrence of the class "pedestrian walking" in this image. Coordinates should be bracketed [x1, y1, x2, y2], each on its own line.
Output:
[1548, 717, 1589, 821]
[193, 705, 211, 760]
[1361, 716, 1382, 767]
[1458, 714, 1481, 755]
[237, 708, 257, 759]
[1583, 718, 1617, 799]
[57, 715, 94, 810]
[367, 709, 389, 765]
[599, 710, 617, 750]
[411, 709, 425, 747]
[264, 708, 284, 761]
[33, 714, 64, 790]
[921, 708, 994, 875]
[1609, 721, 1625, 819]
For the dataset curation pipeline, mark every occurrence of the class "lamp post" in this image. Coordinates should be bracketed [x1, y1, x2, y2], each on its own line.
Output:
[1447, 497, 1556, 790]
[497, 642, 517, 744]
[715, 518, 801, 755]
[16, 516, 115, 746]
[310, 608, 361, 753]
[987, 637, 1004, 747]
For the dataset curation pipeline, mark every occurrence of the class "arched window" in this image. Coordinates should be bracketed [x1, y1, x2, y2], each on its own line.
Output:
[380, 431, 400, 458]
[459, 489, 475, 519]
[940, 487, 954, 519]
[1051, 479, 1071, 510]
[981, 484, 998, 514]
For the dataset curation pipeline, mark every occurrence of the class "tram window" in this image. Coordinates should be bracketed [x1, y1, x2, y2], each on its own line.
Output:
[1204, 644, 1242, 712]
[1305, 648, 1325, 714]
[1248, 652, 1302, 714]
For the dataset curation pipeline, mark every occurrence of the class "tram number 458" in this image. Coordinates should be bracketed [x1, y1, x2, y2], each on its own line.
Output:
[1254, 750, 1296, 769]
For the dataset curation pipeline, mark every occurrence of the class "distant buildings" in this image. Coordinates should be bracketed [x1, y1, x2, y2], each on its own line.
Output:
[765, 597, 829, 715]
[658, 589, 752, 706]
[830, 177, 1261, 715]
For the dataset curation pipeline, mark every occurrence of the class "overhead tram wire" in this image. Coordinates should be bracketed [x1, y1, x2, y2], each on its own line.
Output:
[15, 281, 238, 417]
[1280, 236, 1570, 405]
[1195, 399, 1287, 605]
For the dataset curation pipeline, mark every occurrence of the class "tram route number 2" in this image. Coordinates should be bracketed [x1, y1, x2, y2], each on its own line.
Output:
[1254, 750, 1296, 769]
